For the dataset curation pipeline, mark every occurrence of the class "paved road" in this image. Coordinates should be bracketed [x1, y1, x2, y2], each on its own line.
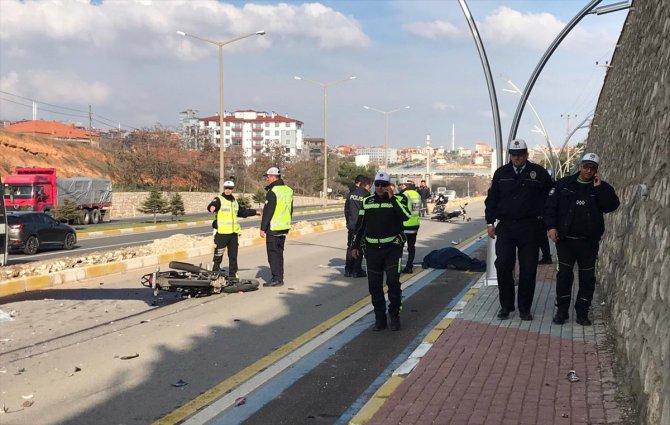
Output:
[0, 202, 486, 425]
[7, 210, 342, 265]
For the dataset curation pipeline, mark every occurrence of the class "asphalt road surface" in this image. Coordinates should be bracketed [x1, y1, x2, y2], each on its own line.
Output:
[0, 201, 487, 425]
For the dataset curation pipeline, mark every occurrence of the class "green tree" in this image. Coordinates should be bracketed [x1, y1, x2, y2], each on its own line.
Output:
[336, 161, 377, 190]
[168, 192, 185, 220]
[52, 199, 81, 224]
[237, 194, 252, 209]
[252, 188, 266, 208]
[138, 187, 168, 223]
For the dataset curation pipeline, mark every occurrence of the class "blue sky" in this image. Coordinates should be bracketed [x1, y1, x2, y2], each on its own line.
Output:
[0, 0, 629, 151]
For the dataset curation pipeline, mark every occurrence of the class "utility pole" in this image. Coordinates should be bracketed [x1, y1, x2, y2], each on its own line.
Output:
[561, 114, 577, 171]
[89, 105, 93, 143]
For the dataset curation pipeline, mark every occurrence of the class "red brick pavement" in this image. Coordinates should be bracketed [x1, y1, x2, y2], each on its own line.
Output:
[366, 266, 625, 425]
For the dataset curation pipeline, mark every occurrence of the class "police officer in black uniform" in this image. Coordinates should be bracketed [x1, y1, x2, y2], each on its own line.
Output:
[352, 171, 411, 331]
[485, 139, 552, 320]
[344, 174, 371, 277]
[545, 153, 619, 326]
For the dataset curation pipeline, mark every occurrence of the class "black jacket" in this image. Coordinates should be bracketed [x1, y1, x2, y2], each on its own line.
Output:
[261, 179, 293, 236]
[352, 193, 411, 249]
[344, 185, 370, 230]
[544, 173, 619, 241]
[417, 185, 431, 201]
[485, 161, 552, 224]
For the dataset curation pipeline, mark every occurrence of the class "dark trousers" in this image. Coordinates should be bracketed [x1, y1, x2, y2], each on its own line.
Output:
[364, 243, 403, 318]
[555, 238, 599, 316]
[213, 233, 239, 275]
[345, 229, 365, 274]
[266, 234, 286, 282]
[538, 226, 551, 259]
[494, 219, 542, 313]
[404, 232, 417, 268]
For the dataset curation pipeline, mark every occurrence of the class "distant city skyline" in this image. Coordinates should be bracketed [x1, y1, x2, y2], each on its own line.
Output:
[0, 1, 628, 150]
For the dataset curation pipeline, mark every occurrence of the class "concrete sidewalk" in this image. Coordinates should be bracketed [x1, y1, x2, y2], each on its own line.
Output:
[352, 263, 629, 425]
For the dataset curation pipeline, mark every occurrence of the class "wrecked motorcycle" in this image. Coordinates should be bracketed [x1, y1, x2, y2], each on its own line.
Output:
[141, 261, 259, 297]
[432, 202, 471, 223]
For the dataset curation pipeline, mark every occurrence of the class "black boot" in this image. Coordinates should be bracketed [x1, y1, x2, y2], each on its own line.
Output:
[402, 266, 413, 274]
[212, 262, 221, 272]
[576, 314, 592, 326]
[553, 310, 569, 325]
[389, 314, 401, 331]
[372, 315, 387, 331]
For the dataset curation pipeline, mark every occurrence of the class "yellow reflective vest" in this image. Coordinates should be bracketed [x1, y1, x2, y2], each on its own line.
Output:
[402, 189, 421, 230]
[270, 185, 293, 231]
[216, 195, 241, 234]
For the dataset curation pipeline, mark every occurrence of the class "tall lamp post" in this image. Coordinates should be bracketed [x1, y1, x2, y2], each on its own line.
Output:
[294, 75, 356, 206]
[177, 29, 266, 192]
[363, 105, 410, 169]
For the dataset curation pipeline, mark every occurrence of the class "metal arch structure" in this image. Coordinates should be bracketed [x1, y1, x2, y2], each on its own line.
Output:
[458, 0, 503, 168]
[555, 112, 594, 178]
[458, 0, 503, 287]
[508, 0, 602, 146]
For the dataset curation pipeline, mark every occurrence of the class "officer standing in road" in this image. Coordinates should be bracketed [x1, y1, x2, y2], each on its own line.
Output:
[208, 180, 260, 281]
[417, 180, 431, 217]
[545, 153, 619, 326]
[485, 139, 553, 321]
[398, 178, 421, 274]
[260, 167, 293, 287]
[344, 174, 371, 278]
[352, 171, 412, 331]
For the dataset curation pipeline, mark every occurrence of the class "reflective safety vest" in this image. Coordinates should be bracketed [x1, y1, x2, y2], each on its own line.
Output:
[216, 195, 240, 234]
[402, 189, 421, 228]
[270, 185, 293, 231]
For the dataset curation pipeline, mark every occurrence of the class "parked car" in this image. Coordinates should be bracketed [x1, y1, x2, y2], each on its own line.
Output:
[7, 211, 77, 255]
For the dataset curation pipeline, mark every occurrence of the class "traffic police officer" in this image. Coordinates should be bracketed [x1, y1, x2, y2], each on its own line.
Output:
[545, 153, 619, 326]
[352, 171, 412, 331]
[208, 180, 259, 281]
[260, 167, 293, 287]
[485, 139, 552, 320]
[398, 178, 421, 274]
[344, 174, 371, 277]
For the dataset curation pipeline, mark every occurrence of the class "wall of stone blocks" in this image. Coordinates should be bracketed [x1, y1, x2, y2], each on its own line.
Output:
[107, 192, 339, 219]
[586, 1, 669, 424]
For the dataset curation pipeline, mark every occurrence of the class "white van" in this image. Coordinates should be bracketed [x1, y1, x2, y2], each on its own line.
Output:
[435, 187, 456, 202]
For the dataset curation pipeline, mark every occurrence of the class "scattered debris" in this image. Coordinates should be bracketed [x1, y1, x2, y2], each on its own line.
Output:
[21, 400, 34, 408]
[561, 413, 569, 418]
[68, 367, 82, 377]
[172, 379, 188, 388]
[233, 319, 240, 322]
[16, 367, 25, 375]
[315, 304, 323, 307]
[451, 240, 458, 245]
[43, 298, 55, 301]
[1, 403, 7, 413]
[99, 282, 104, 285]
[21, 394, 33, 400]
[119, 354, 139, 360]
[567, 370, 579, 382]
[0, 339, 12, 342]
[140, 320, 151, 324]
[235, 397, 246, 407]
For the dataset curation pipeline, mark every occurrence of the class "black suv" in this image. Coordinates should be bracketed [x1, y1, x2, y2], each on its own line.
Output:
[7, 212, 77, 255]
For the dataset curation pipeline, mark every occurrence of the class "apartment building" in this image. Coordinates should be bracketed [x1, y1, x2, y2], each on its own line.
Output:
[187, 110, 304, 163]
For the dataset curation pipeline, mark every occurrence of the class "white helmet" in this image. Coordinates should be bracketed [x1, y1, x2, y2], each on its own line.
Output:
[581, 153, 600, 166]
[223, 180, 235, 188]
[508, 139, 528, 154]
[374, 171, 390, 184]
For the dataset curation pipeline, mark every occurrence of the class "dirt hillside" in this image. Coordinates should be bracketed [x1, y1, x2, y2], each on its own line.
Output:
[0, 130, 111, 180]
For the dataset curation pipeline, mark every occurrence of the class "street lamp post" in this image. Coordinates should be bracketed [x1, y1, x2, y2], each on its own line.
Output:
[177, 29, 265, 192]
[294, 76, 356, 207]
[363, 105, 410, 168]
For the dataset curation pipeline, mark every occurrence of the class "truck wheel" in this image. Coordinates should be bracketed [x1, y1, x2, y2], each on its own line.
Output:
[24, 236, 39, 255]
[63, 233, 76, 250]
[91, 209, 101, 224]
[81, 210, 91, 225]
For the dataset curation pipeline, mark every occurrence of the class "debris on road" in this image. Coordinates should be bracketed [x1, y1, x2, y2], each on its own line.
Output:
[21, 400, 34, 408]
[119, 354, 139, 360]
[172, 379, 188, 388]
[567, 370, 580, 382]
[235, 397, 246, 407]
[21, 394, 33, 400]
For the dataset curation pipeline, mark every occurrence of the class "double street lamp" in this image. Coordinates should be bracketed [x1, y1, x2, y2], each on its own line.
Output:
[294, 75, 356, 206]
[177, 29, 266, 192]
[363, 105, 410, 169]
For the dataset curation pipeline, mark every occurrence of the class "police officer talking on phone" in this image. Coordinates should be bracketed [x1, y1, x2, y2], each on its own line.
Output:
[352, 171, 412, 331]
[485, 139, 553, 321]
[544, 153, 619, 326]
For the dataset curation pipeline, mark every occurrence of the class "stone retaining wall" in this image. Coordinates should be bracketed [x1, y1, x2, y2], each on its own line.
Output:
[107, 192, 341, 219]
[586, 1, 669, 424]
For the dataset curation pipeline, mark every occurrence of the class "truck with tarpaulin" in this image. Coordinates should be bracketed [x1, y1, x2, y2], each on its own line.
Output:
[2, 167, 112, 224]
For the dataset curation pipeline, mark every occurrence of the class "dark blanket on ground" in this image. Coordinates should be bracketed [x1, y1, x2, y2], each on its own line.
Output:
[421, 247, 486, 271]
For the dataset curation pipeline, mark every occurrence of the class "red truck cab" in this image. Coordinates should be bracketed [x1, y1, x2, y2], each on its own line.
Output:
[3, 167, 57, 212]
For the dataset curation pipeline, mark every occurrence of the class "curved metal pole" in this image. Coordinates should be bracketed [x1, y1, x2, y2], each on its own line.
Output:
[458, 0, 503, 168]
[459, 0, 502, 288]
[555, 112, 594, 177]
[508, 0, 602, 148]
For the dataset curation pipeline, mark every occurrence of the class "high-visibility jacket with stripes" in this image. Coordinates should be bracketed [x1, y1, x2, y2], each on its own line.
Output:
[270, 185, 293, 231]
[216, 195, 241, 234]
[401, 189, 421, 231]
